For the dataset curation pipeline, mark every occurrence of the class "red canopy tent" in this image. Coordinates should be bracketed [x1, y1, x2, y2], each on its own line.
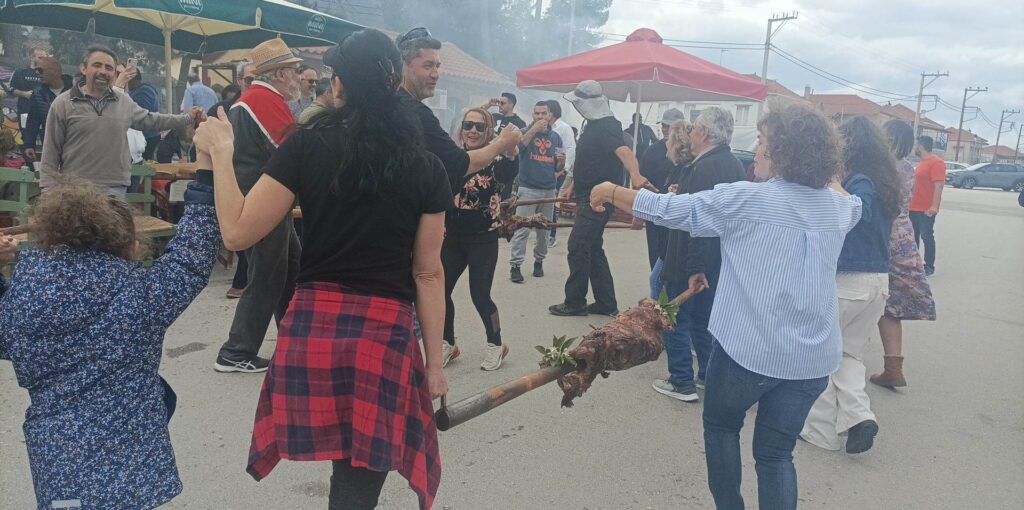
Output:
[517, 28, 768, 150]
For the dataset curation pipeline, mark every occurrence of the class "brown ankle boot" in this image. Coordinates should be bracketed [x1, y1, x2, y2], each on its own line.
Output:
[870, 355, 906, 388]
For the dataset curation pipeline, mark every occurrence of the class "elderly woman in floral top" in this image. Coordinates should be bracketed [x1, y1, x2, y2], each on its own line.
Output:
[0, 175, 220, 510]
[441, 107, 517, 371]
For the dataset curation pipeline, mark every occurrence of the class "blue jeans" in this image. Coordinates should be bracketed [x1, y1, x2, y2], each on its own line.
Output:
[662, 276, 716, 386]
[703, 344, 828, 510]
[649, 258, 665, 299]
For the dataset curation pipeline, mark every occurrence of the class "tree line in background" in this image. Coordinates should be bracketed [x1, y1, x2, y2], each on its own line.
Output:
[301, 0, 614, 76]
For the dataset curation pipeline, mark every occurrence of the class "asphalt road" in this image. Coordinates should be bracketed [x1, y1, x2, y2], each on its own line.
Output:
[2, 187, 1022, 509]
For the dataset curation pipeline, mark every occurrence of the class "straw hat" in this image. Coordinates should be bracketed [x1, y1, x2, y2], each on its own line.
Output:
[564, 80, 613, 121]
[250, 39, 303, 74]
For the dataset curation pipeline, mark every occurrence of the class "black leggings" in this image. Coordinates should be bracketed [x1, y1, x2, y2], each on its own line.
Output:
[442, 231, 501, 345]
[329, 459, 388, 510]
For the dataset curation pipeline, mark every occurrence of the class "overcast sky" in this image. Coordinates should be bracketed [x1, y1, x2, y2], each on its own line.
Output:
[601, 0, 1024, 146]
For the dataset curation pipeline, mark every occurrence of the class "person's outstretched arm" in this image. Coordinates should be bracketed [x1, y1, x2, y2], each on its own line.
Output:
[193, 107, 295, 251]
[143, 169, 222, 329]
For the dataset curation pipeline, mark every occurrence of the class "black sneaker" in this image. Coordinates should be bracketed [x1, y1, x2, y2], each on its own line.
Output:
[846, 419, 879, 454]
[586, 303, 619, 316]
[214, 355, 270, 373]
[510, 265, 524, 283]
[548, 303, 588, 316]
[924, 266, 935, 277]
[533, 261, 544, 277]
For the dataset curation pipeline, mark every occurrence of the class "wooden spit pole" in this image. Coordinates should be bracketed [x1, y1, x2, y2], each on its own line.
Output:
[434, 287, 700, 431]
[0, 224, 31, 236]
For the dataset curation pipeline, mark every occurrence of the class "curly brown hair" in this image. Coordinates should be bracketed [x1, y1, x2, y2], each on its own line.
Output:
[757, 102, 844, 189]
[29, 181, 138, 260]
[667, 121, 695, 165]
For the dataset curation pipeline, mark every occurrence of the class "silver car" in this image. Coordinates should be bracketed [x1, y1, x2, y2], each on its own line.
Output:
[946, 163, 1024, 192]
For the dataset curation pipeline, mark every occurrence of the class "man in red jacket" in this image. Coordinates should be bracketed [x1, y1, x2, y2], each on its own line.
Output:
[214, 38, 303, 373]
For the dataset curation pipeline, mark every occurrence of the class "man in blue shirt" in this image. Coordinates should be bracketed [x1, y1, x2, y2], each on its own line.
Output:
[509, 101, 563, 283]
[127, 69, 163, 161]
[182, 74, 218, 113]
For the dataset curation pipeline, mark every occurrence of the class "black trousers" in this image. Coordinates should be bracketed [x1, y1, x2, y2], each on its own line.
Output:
[442, 230, 501, 345]
[142, 136, 161, 161]
[909, 211, 937, 271]
[564, 201, 617, 310]
[328, 459, 388, 510]
[218, 216, 300, 360]
[231, 251, 249, 289]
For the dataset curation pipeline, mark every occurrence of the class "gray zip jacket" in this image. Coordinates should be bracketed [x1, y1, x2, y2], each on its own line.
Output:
[40, 85, 188, 188]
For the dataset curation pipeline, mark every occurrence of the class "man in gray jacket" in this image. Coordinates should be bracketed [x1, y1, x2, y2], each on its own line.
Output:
[40, 45, 203, 196]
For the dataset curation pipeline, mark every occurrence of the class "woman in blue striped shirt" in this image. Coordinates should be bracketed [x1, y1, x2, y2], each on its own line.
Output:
[590, 102, 862, 510]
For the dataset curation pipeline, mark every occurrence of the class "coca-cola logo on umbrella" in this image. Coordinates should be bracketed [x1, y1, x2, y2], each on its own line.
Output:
[178, 0, 203, 16]
[307, 15, 326, 37]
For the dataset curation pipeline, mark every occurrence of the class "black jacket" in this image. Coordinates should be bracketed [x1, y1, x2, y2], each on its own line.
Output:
[660, 144, 746, 283]
[640, 139, 682, 266]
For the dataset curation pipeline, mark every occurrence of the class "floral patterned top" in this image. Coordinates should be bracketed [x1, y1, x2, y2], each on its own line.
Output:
[0, 203, 221, 510]
[448, 154, 515, 236]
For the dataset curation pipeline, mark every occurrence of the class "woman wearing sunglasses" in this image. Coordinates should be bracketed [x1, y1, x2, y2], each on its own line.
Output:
[440, 108, 516, 371]
[193, 29, 448, 510]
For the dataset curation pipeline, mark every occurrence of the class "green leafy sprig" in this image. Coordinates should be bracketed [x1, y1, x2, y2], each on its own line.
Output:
[657, 289, 681, 326]
[536, 335, 578, 367]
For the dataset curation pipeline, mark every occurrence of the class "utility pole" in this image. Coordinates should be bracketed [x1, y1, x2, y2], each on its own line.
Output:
[719, 49, 727, 65]
[912, 72, 948, 137]
[534, 0, 544, 64]
[760, 12, 798, 84]
[953, 86, 987, 162]
[1014, 123, 1023, 164]
[567, 0, 577, 56]
[993, 109, 1020, 157]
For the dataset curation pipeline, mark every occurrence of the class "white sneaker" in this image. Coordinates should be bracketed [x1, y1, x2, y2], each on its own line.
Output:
[442, 343, 461, 367]
[480, 343, 510, 371]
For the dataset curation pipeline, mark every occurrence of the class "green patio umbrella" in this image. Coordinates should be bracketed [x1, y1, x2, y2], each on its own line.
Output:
[0, 0, 361, 110]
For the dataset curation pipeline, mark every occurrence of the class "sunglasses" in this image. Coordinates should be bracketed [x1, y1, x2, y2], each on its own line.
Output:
[397, 27, 432, 46]
[306, 79, 318, 85]
[462, 121, 488, 132]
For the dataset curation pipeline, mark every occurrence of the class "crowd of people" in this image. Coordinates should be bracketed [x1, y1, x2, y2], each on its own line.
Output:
[0, 24, 945, 510]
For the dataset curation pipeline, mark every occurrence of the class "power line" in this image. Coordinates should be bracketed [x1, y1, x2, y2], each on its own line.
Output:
[771, 46, 915, 100]
[600, 32, 761, 48]
[601, 33, 762, 51]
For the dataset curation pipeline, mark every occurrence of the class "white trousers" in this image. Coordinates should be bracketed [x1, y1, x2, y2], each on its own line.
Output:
[801, 272, 889, 450]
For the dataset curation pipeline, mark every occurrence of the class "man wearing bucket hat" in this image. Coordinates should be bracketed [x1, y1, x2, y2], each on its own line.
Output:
[213, 38, 303, 374]
[549, 80, 654, 317]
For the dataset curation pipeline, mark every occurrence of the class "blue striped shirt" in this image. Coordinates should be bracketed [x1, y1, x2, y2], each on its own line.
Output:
[632, 178, 863, 380]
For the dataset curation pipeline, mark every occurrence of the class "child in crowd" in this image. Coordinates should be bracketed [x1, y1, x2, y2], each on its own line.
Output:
[0, 174, 220, 510]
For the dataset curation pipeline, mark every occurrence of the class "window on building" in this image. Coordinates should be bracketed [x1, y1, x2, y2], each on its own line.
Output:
[736, 105, 751, 126]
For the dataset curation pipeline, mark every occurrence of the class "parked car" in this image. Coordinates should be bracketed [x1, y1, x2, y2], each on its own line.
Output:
[733, 149, 755, 180]
[946, 163, 1024, 191]
[944, 161, 968, 171]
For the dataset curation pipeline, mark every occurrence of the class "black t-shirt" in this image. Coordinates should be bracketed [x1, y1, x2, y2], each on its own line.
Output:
[573, 116, 626, 198]
[493, 113, 526, 133]
[264, 126, 453, 302]
[399, 88, 470, 195]
[10, 67, 43, 115]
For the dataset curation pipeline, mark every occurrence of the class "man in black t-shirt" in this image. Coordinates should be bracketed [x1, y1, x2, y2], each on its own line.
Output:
[8, 46, 47, 133]
[482, 92, 526, 199]
[550, 80, 653, 317]
[396, 28, 519, 194]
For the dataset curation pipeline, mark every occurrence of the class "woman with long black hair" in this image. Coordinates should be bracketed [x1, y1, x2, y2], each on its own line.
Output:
[801, 116, 901, 455]
[193, 29, 449, 509]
